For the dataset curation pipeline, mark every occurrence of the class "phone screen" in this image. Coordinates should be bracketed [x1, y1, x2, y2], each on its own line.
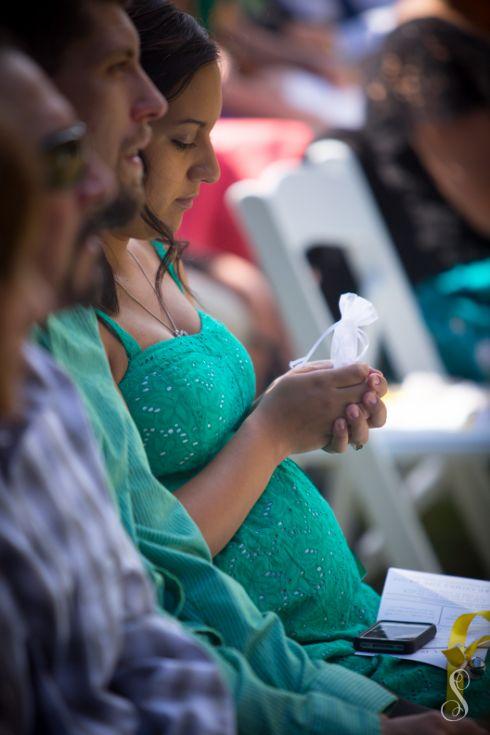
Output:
[363, 622, 431, 641]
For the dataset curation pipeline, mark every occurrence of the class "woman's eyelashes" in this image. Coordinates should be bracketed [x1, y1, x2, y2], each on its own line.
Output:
[172, 139, 197, 151]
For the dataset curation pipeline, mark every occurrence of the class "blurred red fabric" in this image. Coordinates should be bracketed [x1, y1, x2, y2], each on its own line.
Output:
[176, 118, 313, 261]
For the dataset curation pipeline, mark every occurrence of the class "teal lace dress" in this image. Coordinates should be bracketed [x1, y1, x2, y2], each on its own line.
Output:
[97, 244, 489, 715]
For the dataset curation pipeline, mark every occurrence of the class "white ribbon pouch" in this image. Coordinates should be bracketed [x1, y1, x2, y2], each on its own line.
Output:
[289, 292, 378, 369]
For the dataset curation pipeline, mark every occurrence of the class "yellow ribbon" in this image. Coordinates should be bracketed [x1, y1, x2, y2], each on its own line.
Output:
[442, 610, 490, 705]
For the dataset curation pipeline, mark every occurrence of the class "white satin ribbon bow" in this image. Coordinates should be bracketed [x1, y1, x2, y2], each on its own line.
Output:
[289, 293, 378, 370]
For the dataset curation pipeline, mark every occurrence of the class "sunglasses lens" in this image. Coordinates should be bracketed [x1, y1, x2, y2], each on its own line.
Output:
[45, 141, 86, 189]
[42, 123, 87, 190]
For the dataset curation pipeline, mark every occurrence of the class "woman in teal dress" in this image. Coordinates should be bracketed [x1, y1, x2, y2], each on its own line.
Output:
[96, 0, 489, 717]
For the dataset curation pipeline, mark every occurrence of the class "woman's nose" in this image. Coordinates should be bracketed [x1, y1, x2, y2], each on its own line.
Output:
[191, 145, 221, 185]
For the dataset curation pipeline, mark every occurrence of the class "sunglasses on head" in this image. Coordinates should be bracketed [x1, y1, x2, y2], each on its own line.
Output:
[41, 121, 87, 190]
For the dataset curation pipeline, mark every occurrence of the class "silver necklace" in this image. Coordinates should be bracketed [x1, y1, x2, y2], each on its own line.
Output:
[114, 249, 188, 338]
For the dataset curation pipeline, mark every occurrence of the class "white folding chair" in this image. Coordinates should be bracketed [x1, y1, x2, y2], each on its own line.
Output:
[226, 140, 490, 575]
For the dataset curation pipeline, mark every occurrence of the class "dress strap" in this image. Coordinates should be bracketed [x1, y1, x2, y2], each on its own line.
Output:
[96, 310, 141, 360]
[150, 240, 185, 294]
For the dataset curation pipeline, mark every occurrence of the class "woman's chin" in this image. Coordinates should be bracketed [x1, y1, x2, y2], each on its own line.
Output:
[156, 201, 182, 233]
[170, 212, 184, 235]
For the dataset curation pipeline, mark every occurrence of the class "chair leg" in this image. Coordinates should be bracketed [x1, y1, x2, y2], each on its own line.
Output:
[448, 459, 490, 575]
[344, 445, 442, 572]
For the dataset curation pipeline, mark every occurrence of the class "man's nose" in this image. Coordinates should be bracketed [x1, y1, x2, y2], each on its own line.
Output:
[77, 150, 116, 211]
[132, 68, 167, 124]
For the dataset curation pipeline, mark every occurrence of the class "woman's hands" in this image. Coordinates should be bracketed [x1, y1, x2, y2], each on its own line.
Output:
[249, 360, 387, 461]
[328, 368, 388, 453]
[175, 360, 387, 555]
[381, 711, 488, 735]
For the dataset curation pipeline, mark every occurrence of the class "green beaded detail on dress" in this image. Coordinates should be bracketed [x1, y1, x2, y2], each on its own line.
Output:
[97, 245, 489, 715]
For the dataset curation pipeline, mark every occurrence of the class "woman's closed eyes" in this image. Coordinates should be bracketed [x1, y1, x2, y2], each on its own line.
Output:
[172, 139, 197, 151]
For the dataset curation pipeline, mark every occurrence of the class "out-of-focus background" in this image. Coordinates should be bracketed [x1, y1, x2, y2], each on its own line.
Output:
[174, 0, 490, 588]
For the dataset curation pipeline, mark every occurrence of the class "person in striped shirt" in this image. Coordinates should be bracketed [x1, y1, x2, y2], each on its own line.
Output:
[0, 39, 235, 735]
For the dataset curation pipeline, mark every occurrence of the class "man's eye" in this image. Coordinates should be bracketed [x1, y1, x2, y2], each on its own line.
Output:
[172, 140, 196, 151]
[108, 60, 129, 74]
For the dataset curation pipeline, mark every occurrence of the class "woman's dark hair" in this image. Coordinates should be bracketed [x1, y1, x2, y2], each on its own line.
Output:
[133, 0, 219, 103]
[99, 0, 219, 313]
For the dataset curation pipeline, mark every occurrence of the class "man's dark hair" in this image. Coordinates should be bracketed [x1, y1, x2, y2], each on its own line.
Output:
[0, 0, 127, 75]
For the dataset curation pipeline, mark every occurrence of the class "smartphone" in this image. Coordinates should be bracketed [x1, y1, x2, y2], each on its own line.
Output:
[353, 620, 437, 655]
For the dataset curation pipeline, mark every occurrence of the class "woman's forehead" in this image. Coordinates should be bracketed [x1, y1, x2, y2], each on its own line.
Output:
[162, 63, 223, 125]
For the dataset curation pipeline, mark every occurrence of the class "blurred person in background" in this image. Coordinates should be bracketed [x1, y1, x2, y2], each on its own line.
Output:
[175, 0, 397, 130]
[96, 0, 490, 719]
[364, 0, 490, 382]
[0, 39, 234, 734]
[315, 0, 490, 381]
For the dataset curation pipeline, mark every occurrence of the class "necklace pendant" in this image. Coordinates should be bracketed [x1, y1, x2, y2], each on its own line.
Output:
[174, 329, 189, 338]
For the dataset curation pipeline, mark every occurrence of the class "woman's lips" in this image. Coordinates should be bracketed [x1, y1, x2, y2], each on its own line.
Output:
[174, 196, 195, 210]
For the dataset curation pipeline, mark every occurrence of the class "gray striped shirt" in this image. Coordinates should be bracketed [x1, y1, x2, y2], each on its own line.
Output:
[0, 344, 235, 735]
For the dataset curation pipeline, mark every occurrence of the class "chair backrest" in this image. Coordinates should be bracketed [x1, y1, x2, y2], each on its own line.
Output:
[227, 139, 445, 378]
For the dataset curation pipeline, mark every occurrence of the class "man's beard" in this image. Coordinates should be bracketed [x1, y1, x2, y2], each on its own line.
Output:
[94, 184, 142, 231]
[58, 185, 142, 308]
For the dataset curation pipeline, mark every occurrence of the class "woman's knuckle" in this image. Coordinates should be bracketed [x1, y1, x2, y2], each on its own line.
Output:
[312, 373, 326, 390]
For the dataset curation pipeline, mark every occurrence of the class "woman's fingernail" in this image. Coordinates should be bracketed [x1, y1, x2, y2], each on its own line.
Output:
[372, 375, 381, 386]
[347, 405, 360, 420]
[368, 394, 378, 407]
[337, 419, 346, 432]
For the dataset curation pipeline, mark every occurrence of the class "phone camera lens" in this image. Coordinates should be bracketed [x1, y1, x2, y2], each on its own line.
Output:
[468, 656, 486, 679]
